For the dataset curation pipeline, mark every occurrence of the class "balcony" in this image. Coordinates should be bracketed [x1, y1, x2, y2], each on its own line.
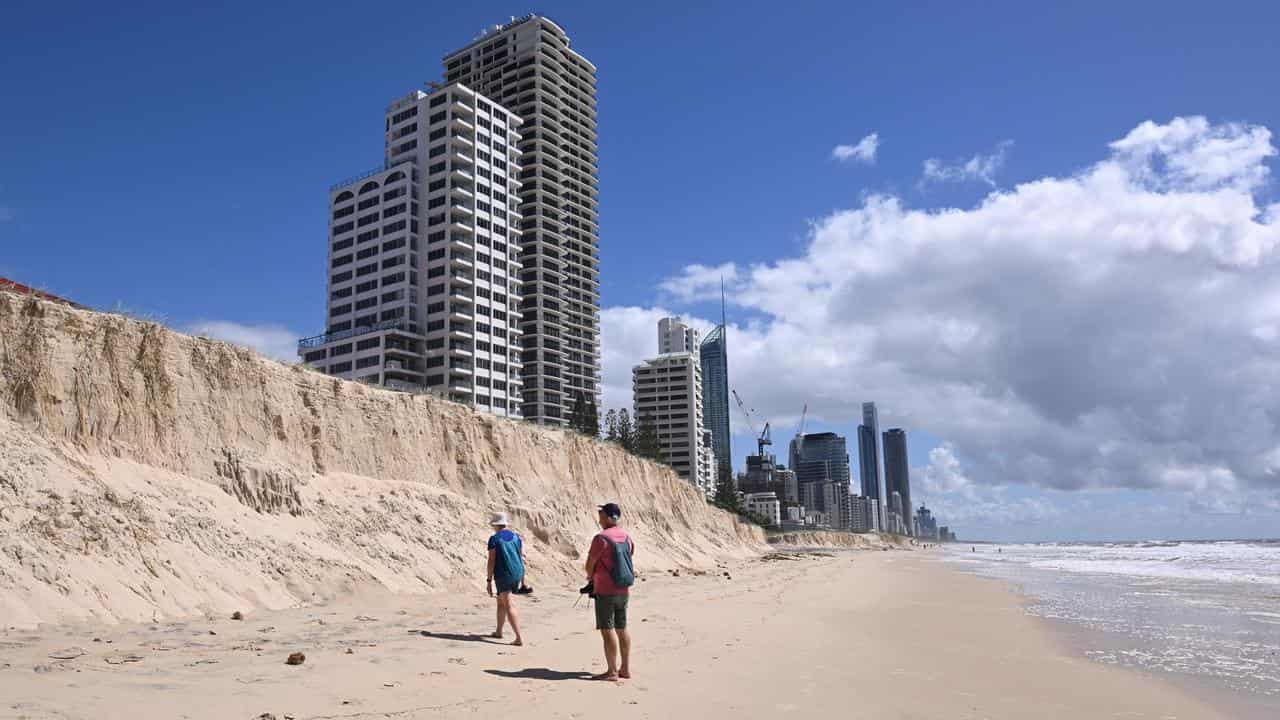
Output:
[297, 318, 415, 351]
[449, 271, 473, 285]
[450, 115, 474, 133]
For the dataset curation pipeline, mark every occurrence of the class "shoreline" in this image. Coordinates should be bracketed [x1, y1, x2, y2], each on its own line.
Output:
[933, 549, 1278, 720]
[1, 548, 1238, 719]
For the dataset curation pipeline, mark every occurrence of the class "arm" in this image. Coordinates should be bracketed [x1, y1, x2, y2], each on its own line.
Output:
[584, 535, 601, 578]
[486, 547, 496, 596]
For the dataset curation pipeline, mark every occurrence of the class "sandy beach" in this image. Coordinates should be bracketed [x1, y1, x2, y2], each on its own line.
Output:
[0, 548, 1232, 720]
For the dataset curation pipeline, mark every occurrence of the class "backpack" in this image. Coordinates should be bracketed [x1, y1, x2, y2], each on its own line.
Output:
[602, 535, 634, 588]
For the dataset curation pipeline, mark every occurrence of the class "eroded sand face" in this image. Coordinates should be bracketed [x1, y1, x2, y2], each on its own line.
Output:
[0, 291, 762, 628]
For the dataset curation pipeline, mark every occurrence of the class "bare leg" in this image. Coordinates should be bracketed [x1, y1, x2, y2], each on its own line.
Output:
[504, 593, 523, 645]
[493, 594, 507, 638]
[617, 628, 631, 678]
[598, 629, 619, 679]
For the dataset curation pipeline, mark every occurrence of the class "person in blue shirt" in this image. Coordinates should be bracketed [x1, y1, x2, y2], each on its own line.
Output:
[486, 512, 525, 646]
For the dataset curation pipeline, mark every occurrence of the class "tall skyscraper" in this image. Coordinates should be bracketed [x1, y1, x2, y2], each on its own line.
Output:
[859, 402, 886, 528]
[298, 84, 524, 416]
[632, 320, 715, 495]
[883, 428, 912, 535]
[442, 15, 600, 425]
[700, 312, 730, 481]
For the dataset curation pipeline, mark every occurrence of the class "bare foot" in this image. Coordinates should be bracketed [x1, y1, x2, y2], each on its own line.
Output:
[593, 671, 619, 681]
[512, 638, 523, 646]
[618, 670, 631, 679]
[490, 631, 503, 639]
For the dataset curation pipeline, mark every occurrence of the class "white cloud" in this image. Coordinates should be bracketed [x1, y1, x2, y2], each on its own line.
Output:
[186, 321, 300, 362]
[921, 140, 1013, 186]
[656, 262, 738, 304]
[832, 132, 880, 164]
[606, 117, 1280, 521]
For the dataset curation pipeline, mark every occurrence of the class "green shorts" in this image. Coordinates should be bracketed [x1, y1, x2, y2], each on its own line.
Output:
[594, 594, 629, 630]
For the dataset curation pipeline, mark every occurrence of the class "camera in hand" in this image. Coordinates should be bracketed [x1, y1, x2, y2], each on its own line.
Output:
[579, 581, 595, 598]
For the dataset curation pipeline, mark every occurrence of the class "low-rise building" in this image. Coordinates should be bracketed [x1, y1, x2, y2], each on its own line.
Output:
[744, 492, 782, 527]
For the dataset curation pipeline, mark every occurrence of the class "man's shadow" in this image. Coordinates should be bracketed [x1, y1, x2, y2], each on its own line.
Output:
[485, 668, 594, 681]
[414, 630, 502, 644]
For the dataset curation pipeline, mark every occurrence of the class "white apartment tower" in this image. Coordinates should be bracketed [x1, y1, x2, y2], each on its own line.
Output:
[659, 316, 698, 354]
[632, 318, 715, 495]
[298, 84, 524, 416]
[442, 15, 600, 425]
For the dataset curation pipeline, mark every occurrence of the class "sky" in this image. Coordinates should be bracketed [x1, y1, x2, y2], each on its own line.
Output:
[4, 0, 1280, 542]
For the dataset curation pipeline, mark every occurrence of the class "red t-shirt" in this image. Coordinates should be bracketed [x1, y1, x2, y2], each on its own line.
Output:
[587, 526, 634, 596]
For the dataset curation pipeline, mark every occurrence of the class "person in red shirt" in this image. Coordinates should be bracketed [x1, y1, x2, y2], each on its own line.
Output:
[583, 502, 634, 681]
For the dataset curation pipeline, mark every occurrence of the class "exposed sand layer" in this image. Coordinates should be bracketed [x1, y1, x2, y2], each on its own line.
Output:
[0, 291, 763, 628]
[0, 550, 1235, 719]
[767, 530, 910, 549]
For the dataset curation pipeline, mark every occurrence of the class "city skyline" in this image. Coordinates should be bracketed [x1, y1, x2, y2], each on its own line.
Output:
[6, 2, 1280, 542]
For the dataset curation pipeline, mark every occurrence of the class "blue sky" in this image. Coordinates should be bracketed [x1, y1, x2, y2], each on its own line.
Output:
[4, 1, 1280, 541]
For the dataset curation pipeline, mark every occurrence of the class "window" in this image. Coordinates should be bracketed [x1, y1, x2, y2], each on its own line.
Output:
[428, 283, 445, 296]
[355, 296, 377, 310]
[358, 181, 379, 195]
[356, 246, 377, 261]
[357, 229, 378, 244]
[429, 161, 446, 174]
[331, 344, 352, 356]
[383, 219, 406, 234]
[429, 128, 446, 141]
[427, 301, 445, 314]
[334, 190, 355, 203]
[357, 213, 378, 228]
[356, 356, 380, 370]
[428, 179, 445, 192]
[393, 139, 417, 155]
[429, 144, 447, 158]
[356, 279, 378, 293]
[427, 356, 444, 368]
[329, 304, 352, 317]
[382, 255, 405, 269]
[392, 107, 417, 124]
[333, 205, 355, 219]
[382, 272, 406, 286]
[355, 314, 377, 327]
[332, 221, 354, 235]
[382, 203, 406, 218]
[329, 361, 352, 373]
[428, 196, 445, 209]
[358, 196, 378, 211]
[427, 249, 445, 261]
[331, 271, 353, 284]
[382, 237, 406, 253]
[427, 230, 446, 244]
[426, 320, 444, 331]
[331, 287, 353, 300]
[356, 262, 378, 277]
[304, 350, 326, 362]
[426, 338, 444, 349]
[383, 187, 406, 201]
[356, 338, 380, 351]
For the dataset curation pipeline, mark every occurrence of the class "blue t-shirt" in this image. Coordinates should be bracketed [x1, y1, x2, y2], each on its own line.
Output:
[487, 529, 524, 586]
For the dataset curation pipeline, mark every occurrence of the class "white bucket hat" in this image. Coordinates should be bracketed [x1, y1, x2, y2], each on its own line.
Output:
[489, 512, 509, 527]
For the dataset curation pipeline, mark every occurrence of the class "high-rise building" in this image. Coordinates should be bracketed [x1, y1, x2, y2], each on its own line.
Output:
[849, 496, 878, 532]
[915, 504, 938, 540]
[298, 84, 524, 416]
[658, 317, 698, 354]
[792, 432, 852, 514]
[442, 15, 600, 425]
[700, 323, 730, 481]
[632, 319, 714, 494]
[777, 467, 799, 504]
[859, 402, 886, 528]
[883, 428, 912, 535]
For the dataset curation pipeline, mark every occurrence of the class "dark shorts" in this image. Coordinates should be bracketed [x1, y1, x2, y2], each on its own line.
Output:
[494, 576, 520, 595]
[594, 594, 628, 630]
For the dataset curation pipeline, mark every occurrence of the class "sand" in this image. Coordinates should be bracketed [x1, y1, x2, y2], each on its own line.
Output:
[0, 549, 1232, 719]
[0, 291, 761, 628]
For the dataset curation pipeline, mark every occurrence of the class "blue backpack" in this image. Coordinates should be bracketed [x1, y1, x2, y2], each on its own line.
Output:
[603, 535, 634, 588]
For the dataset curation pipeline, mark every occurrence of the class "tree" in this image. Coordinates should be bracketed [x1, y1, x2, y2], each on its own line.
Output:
[712, 474, 743, 514]
[568, 392, 599, 438]
[584, 397, 600, 439]
[615, 409, 634, 452]
[633, 413, 662, 462]
[604, 409, 619, 443]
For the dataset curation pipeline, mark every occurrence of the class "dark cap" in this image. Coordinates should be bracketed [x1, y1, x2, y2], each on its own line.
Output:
[597, 503, 622, 520]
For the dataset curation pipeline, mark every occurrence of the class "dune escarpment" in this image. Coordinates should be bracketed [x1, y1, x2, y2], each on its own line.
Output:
[0, 292, 763, 628]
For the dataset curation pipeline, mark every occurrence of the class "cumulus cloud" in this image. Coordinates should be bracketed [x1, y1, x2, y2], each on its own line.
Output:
[607, 117, 1280, 516]
[921, 140, 1013, 186]
[186, 321, 300, 362]
[657, 262, 738, 304]
[832, 133, 880, 164]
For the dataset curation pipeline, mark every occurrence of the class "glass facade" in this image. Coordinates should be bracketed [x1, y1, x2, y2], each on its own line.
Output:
[700, 325, 730, 478]
[883, 428, 912, 534]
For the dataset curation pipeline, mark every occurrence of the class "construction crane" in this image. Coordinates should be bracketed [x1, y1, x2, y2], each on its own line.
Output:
[794, 403, 808, 439]
[732, 389, 773, 457]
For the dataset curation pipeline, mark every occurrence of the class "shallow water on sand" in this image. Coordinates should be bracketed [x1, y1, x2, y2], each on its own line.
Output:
[944, 540, 1280, 704]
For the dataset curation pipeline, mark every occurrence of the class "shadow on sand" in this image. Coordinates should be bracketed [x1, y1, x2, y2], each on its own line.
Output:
[484, 668, 595, 681]
[414, 630, 503, 644]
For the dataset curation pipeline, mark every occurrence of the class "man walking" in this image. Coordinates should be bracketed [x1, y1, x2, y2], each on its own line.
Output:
[486, 512, 525, 646]
[584, 502, 634, 680]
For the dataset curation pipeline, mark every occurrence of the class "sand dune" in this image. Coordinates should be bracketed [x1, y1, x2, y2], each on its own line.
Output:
[0, 291, 762, 628]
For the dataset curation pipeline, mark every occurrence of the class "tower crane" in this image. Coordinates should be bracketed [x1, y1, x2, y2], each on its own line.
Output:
[732, 389, 773, 457]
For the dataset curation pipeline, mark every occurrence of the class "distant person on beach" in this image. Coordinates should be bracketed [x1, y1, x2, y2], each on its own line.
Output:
[486, 512, 525, 646]
[584, 502, 635, 680]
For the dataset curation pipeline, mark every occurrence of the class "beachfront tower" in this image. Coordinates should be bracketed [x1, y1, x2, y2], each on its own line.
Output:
[859, 402, 887, 529]
[442, 16, 600, 426]
[659, 316, 698, 354]
[632, 351, 715, 496]
[700, 294, 731, 482]
[298, 84, 524, 417]
[883, 428, 913, 535]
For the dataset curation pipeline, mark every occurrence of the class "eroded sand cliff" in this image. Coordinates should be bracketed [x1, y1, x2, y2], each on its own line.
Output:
[0, 292, 763, 628]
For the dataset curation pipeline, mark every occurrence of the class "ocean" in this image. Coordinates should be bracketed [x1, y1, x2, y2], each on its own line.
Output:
[944, 539, 1280, 709]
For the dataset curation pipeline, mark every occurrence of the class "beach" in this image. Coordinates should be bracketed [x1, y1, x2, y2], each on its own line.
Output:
[0, 548, 1235, 720]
